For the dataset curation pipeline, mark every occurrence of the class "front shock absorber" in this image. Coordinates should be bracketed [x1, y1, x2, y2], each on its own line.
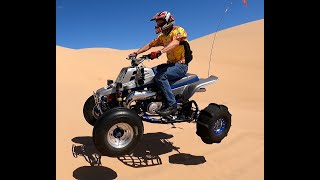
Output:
[116, 82, 123, 106]
[93, 91, 103, 114]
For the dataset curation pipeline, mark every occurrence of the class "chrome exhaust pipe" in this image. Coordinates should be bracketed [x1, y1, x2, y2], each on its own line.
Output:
[125, 91, 156, 108]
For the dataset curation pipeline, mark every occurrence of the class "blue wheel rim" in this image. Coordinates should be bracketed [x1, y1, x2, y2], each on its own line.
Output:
[213, 118, 226, 135]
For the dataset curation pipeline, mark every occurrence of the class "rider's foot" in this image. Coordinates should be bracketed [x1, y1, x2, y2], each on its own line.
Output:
[156, 106, 177, 116]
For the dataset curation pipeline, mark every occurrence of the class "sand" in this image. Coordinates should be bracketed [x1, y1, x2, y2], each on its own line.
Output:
[57, 19, 264, 180]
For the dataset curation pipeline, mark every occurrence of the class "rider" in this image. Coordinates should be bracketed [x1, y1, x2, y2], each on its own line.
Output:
[128, 11, 191, 116]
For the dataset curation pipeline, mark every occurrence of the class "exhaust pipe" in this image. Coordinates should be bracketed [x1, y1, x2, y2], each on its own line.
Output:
[125, 91, 156, 108]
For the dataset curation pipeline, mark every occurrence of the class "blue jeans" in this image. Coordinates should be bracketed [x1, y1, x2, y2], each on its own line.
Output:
[152, 63, 188, 107]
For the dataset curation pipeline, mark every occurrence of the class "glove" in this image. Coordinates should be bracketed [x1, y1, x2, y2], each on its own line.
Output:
[148, 50, 162, 60]
[128, 52, 138, 59]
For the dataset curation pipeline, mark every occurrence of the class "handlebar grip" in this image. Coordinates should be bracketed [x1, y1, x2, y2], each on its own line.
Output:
[127, 55, 149, 63]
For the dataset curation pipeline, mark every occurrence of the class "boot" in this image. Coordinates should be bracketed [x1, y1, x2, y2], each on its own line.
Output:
[156, 106, 177, 116]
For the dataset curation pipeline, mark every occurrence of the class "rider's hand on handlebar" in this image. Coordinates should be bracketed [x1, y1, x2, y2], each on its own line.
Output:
[128, 52, 138, 59]
[147, 50, 162, 60]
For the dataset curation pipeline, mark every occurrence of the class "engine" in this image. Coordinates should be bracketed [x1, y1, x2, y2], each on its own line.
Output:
[124, 90, 165, 114]
[146, 102, 162, 114]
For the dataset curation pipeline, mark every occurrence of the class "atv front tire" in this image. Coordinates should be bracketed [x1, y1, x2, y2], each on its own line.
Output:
[93, 107, 144, 157]
[196, 103, 232, 144]
[83, 95, 100, 126]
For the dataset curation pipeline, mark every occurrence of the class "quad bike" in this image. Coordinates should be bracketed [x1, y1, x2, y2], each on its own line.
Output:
[83, 55, 232, 157]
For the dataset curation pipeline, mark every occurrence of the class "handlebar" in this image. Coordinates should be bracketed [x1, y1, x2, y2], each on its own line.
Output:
[126, 55, 151, 66]
[126, 55, 150, 61]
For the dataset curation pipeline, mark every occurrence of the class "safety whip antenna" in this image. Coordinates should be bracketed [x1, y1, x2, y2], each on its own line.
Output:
[207, 1, 233, 77]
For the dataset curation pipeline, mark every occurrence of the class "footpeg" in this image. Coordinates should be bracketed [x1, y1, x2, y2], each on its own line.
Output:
[161, 115, 176, 123]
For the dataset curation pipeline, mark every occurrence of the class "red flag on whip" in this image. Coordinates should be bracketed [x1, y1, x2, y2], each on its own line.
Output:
[243, 0, 247, 6]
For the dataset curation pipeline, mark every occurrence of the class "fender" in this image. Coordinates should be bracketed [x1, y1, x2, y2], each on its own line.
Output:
[182, 75, 218, 101]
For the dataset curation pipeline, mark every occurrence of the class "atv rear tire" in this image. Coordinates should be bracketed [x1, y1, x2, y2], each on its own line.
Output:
[83, 95, 99, 126]
[196, 103, 231, 144]
[93, 107, 144, 157]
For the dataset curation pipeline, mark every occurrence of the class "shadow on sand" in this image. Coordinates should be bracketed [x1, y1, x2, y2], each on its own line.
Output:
[169, 153, 206, 165]
[117, 132, 180, 168]
[71, 132, 206, 170]
[73, 166, 117, 180]
[72, 136, 102, 166]
[72, 137, 117, 180]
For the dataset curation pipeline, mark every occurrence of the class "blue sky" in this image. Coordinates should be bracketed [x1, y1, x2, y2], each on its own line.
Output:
[56, 0, 264, 50]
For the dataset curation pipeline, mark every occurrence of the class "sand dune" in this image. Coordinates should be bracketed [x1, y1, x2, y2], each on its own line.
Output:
[57, 19, 264, 179]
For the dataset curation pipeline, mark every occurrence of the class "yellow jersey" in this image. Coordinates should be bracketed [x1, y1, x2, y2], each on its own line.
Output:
[149, 26, 188, 63]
